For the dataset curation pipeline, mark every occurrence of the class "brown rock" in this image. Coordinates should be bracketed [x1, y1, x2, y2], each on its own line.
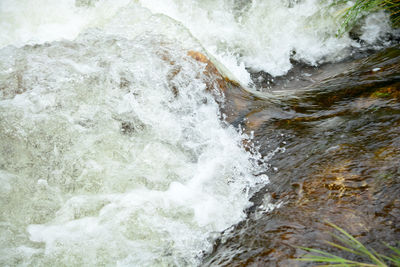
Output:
[187, 50, 228, 94]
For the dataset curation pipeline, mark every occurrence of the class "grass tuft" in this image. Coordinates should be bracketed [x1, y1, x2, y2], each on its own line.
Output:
[332, 0, 400, 37]
[297, 222, 400, 266]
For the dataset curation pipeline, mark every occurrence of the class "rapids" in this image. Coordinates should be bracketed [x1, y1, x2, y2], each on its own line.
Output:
[0, 0, 397, 266]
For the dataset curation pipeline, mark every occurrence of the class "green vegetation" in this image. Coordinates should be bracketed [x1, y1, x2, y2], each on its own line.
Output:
[298, 222, 400, 266]
[333, 0, 400, 37]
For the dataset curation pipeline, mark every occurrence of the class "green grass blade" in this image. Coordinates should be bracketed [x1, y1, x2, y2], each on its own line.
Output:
[335, 0, 400, 36]
[378, 254, 400, 266]
[385, 243, 400, 256]
[326, 222, 387, 265]
[298, 246, 346, 258]
[297, 222, 400, 266]
[325, 240, 363, 256]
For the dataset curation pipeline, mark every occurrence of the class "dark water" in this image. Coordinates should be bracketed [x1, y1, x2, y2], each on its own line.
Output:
[204, 46, 400, 266]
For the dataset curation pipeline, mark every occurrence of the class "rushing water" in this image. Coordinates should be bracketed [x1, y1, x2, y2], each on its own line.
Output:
[204, 46, 400, 265]
[0, 0, 397, 266]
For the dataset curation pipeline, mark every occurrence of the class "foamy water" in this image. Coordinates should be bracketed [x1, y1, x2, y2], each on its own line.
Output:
[138, 0, 394, 80]
[0, 0, 394, 266]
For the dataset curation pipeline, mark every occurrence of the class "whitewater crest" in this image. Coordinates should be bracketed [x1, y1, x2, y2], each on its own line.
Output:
[1, 0, 395, 82]
[138, 0, 395, 80]
[0, 4, 267, 266]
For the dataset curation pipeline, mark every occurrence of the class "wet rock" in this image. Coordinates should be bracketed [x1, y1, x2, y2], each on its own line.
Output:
[159, 50, 230, 99]
[187, 51, 229, 93]
[186, 51, 255, 124]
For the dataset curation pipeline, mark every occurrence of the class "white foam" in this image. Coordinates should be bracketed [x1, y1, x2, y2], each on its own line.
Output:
[0, 24, 265, 265]
[1, 0, 394, 83]
[360, 11, 392, 45]
[0, 0, 130, 48]
[138, 0, 395, 79]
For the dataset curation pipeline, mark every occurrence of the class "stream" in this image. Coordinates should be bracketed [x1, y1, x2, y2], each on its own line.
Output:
[0, 0, 399, 266]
